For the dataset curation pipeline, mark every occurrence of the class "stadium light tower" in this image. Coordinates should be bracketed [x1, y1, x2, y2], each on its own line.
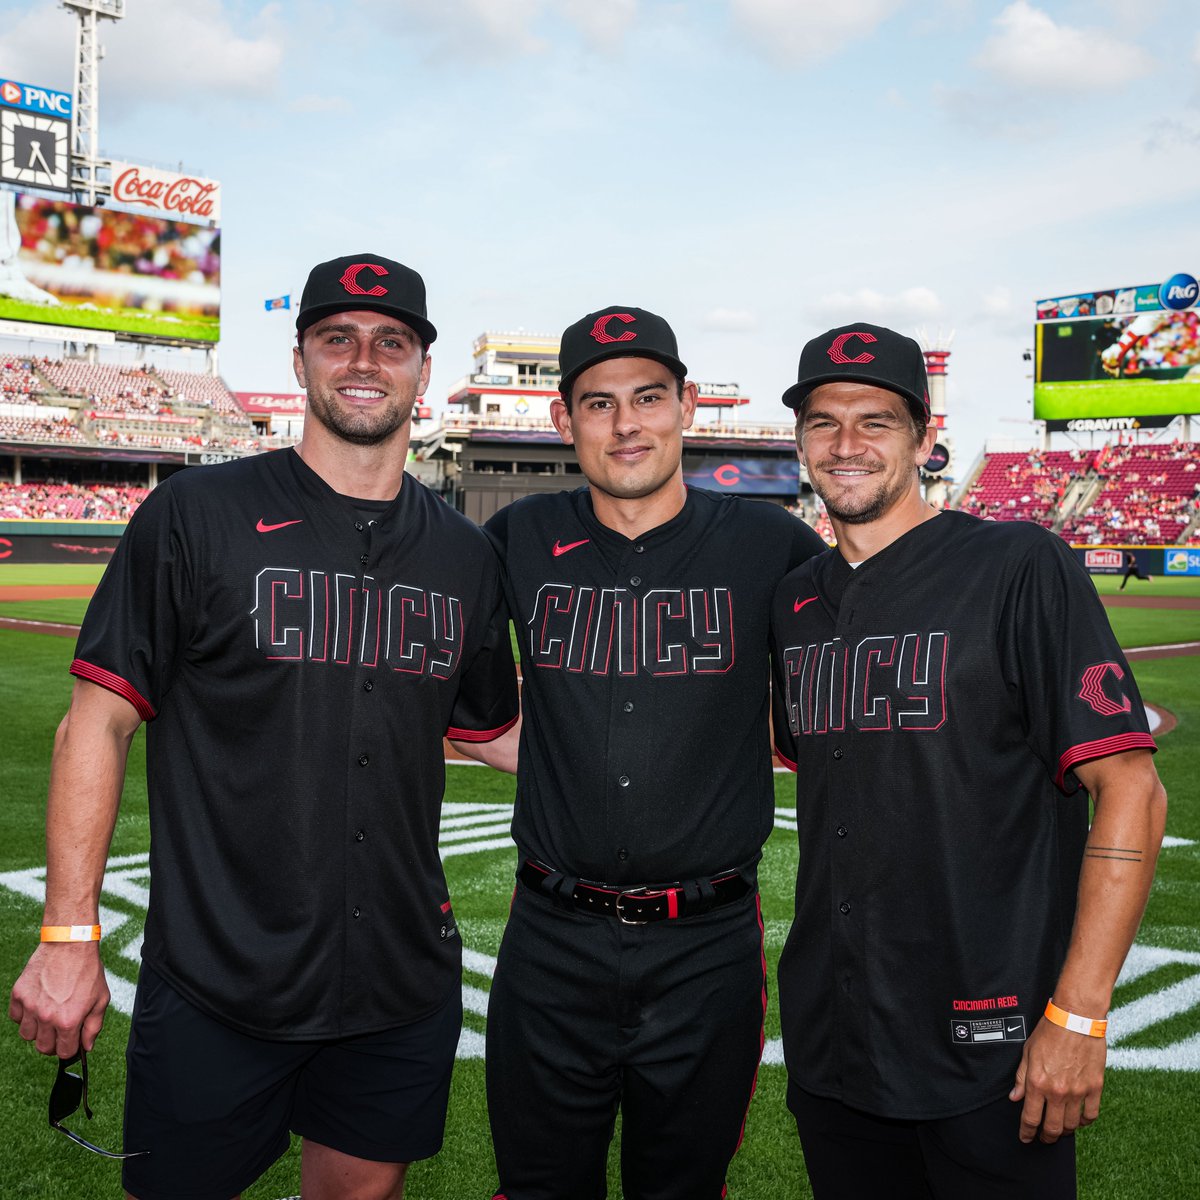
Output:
[61, 0, 125, 205]
[917, 327, 954, 506]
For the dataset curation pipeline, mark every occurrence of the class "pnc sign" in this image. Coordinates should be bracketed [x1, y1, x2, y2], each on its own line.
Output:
[0, 78, 72, 118]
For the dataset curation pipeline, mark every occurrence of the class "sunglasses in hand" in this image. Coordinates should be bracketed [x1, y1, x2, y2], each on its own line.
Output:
[49, 1049, 148, 1160]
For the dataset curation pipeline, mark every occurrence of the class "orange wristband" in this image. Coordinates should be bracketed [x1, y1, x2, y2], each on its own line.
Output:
[40, 924, 101, 943]
[1044, 999, 1107, 1038]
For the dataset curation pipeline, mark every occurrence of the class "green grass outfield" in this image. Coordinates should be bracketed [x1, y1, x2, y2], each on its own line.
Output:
[1033, 378, 1200, 420]
[0, 298, 219, 344]
[0, 574, 1197, 1197]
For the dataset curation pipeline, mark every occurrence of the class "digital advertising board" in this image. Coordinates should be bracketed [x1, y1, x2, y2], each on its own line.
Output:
[1034, 272, 1200, 430]
[0, 191, 220, 344]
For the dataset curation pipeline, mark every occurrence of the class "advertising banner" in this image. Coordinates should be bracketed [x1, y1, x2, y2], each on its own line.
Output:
[683, 457, 799, 495]
[109, 161, 220, 222]
[0, 192, 220, 344]
[1164, 547, 1200, 576]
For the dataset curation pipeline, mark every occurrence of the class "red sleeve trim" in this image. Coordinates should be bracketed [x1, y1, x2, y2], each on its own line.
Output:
[69, 659, 156, 722]
[1055, 732, 1157, 791]
[446, 713, 518, 743]
[774, 746, 798, 773]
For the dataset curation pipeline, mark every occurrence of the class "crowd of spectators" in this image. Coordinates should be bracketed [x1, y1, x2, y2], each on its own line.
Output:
[1058, 442, 1199, 545]
[0, 359, 45, 404]
[0, 415, 87, 444]
[0, 481, 149, 521]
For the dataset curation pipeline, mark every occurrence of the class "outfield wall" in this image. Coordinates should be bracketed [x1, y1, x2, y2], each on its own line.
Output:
[1, 522, 1197, 575]
[0, 521, 124, 563]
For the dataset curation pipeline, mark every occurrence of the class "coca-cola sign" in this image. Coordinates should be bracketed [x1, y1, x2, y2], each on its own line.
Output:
[109, 161, 221, 221]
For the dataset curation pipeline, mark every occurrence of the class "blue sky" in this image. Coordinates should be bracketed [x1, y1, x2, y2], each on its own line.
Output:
[1, 0, 1198, 468]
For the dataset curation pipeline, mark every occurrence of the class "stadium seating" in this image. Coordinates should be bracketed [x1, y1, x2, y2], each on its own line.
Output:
[0, 359, 44, 404]
[0, 481, 149, 521]
[959, 442, 1200, 545]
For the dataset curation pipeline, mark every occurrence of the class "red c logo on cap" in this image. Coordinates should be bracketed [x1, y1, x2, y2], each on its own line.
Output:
[0, 537, 12, 560]
[828, 331, 877, 364]
[590, 313, 637, 344]
[339, 262, 389, 297]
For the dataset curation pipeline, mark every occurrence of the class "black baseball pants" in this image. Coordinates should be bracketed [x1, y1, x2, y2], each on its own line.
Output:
[486, 883, 767, 1200]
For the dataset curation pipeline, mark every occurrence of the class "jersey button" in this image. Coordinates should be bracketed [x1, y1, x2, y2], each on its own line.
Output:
[363, 679, 374, 692]
[634, 544, 644, 554]
[836, 825, 848, 838]
[354, 522, 364, 532]
[618, 775, 630, 788]
[630, 575, 641, 586]
[839, 901, 851, 915]
[617, 848, 629, 861]
[359, 554, 369, 565]
[358, 754, 369, 766]
[832, 747, 844, 760]
[352, 906, 361, 918]
[355, 829, 365, 842]
[623, 701, 634, 713]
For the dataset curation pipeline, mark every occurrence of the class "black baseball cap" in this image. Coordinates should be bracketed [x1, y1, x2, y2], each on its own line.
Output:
[296, 253, 437, 345]
[782, 322, 929, 420]
[558, 306, 687, 397]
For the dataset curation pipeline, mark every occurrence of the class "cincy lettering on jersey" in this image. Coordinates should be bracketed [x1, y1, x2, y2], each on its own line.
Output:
[527, 584, 734, 676]
[782, 632, 949, 735]
[251, 568, 462, 677]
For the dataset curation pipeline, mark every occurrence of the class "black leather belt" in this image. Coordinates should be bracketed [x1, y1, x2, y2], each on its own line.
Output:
[517, 860, 751, 924]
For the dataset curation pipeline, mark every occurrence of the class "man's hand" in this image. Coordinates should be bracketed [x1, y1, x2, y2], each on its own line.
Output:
[9, 942, 111, 1058]
[1009, 1016, 1106, 1143]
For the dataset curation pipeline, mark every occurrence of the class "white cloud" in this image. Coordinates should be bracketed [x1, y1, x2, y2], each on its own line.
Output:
[731, 0, 905, 67]
[702, 307, 758, 332]
[0, 1, 286, 114]
[975, 2, 1152, 94]
[288, 94, 353, 115]
[559, 0, 637, 51]
[980, 286, 1012, 318]
[1194, 31, 1200, 67]
[378, 0, 548, 55]
[813, 286, 942, 326]
[0, 3, 73, 92]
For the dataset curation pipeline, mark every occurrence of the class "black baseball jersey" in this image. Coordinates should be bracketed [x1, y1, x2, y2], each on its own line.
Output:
[486, 487, 826, 884]
[769, 511, 1156, 1120]
[71, 448, 518, 1039]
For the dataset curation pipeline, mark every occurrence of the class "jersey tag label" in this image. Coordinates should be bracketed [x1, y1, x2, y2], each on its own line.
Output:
[950, 1016, 1026, 1045]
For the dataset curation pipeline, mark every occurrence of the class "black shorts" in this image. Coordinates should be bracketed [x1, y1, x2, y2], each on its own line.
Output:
[787, 1081, 1077, 1200]
[122, 963, 462, 1200]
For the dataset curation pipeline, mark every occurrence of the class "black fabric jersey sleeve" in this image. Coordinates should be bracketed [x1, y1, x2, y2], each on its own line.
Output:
[71, 478, 192, 719]
[446, 563, 520, 742]
[998, 529, 1155, 792]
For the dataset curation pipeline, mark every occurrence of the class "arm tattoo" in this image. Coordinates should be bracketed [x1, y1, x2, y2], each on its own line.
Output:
[1085, 844, 1144, 863]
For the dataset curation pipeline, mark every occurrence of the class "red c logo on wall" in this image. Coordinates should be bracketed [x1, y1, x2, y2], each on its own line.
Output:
[713, 464, 740, 487]
[590, 313, 637, 344]
[339, 262, 389, 297]
[1077, 662, 1132, 717]
[0, 537, 12, 560]
[828, 331, 877, 364]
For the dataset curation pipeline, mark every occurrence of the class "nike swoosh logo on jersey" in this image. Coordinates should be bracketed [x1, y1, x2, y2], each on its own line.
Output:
[552, 538, 590, 557]
[256, 518, 304, 533]
[794, 595, 818, 613]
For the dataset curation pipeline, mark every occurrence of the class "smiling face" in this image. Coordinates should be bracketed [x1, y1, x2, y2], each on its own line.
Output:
[797, 381, 935, 526]
[551, 356, 697, 514]
[292, 310, 432, 447]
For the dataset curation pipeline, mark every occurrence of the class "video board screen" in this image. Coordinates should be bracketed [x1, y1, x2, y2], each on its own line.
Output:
[1034, 310, 1200, 426]
[0, 191, 220, 343]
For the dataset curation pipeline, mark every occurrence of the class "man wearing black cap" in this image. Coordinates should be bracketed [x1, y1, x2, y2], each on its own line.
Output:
[9, 253, 519, 1199]
[769, 323, 1166, 1198]
[473, 305, 826, 1199]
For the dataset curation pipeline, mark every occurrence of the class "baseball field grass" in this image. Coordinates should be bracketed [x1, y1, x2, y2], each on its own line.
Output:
[0, 564, 1197, 1199]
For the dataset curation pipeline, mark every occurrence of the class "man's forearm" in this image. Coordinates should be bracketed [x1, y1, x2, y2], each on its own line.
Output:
[42, 680, 139, 922]
[1052, 751, 1167, 1016]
